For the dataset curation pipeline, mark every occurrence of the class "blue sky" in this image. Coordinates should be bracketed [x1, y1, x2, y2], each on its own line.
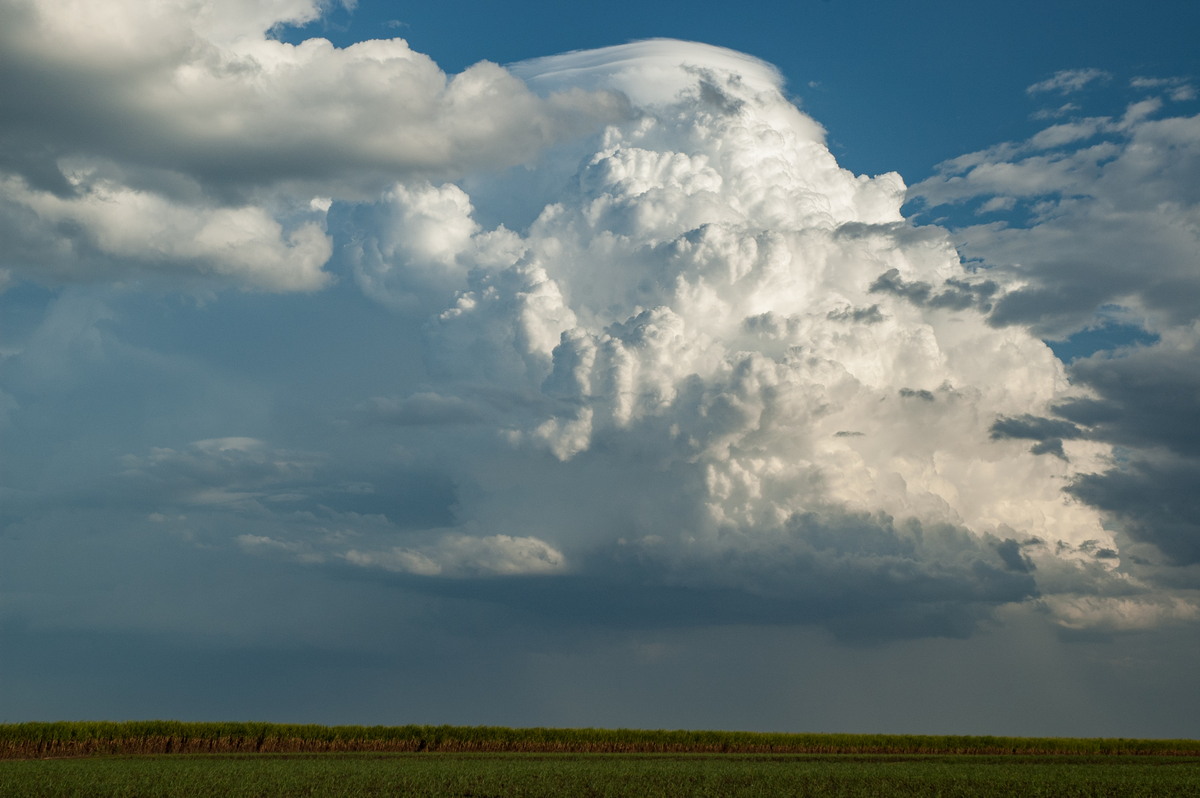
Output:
[2, 0, 1199, 736]
[284, 0, 1200, 180]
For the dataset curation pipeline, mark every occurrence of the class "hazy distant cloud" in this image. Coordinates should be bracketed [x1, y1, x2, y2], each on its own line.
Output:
[1042, 594, 1200, 633]
[1131, 76, 1196, 102]
[1032, 102, 1082, 120]
[344, 534, 566, 577]
[363, 392, 487, 426]
[119, 437, 322, 508]
[1026, 68, 1110, 95]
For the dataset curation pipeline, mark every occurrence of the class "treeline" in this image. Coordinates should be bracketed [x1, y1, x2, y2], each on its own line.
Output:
[2, 721, 1197, 759]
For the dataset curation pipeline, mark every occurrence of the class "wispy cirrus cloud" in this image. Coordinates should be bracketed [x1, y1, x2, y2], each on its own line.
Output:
[1026, 68, 1111, 95]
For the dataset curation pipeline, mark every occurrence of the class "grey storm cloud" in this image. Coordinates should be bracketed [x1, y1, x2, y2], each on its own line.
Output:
[989, 414, 1086, 443]
[1057, 340, 1200, 458]
[1052, 337, 1200, 569]
[909, 78, 1200, 585]
[825, 304, 885, 324]
[910, 103, 1200, 339]
[989, 413, 1085, 459]
[1068, 457, 1200, 567]
[337, 507, 1040, 642]
[869, 267, 999, 312]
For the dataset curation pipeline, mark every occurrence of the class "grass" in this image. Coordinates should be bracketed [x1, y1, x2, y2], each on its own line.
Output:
[2, 752, 1199, 797]
[3, 721, 1198, 758]
[2, 723, 1196, 797]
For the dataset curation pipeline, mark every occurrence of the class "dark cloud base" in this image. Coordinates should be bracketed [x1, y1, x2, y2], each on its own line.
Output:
[1069, 459, 1200, 567]
[328, 508, 1039, 644]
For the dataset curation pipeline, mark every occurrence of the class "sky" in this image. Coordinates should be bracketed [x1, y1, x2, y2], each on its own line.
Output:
[1, 0, 1198, 738]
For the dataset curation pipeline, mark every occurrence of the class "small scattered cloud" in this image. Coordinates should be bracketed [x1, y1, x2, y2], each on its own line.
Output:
[363, 392, 487, 426]
[1027, 68, 1111, 95]
[1131, 76, 1196, 102]
[1028, 119, 1104, 150]
[119, 437, 321, 508]
[1032, 102, 1082, 120]
[977, 196, 1016, 214]
[344, 534, 566, 577]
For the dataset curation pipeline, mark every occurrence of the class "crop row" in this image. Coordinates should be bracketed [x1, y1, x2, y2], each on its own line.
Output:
[6, 753, 1200, 798]
[2, 721, 1197, 759]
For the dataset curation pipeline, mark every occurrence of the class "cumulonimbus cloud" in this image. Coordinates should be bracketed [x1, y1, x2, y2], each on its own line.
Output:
[321, 40, 1183, 636]
[7, 0, 1193, 639]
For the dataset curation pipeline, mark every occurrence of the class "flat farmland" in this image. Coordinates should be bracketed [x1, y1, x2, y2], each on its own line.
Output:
[2, 723, 1197, 797]
[3, 752, 1200, 797]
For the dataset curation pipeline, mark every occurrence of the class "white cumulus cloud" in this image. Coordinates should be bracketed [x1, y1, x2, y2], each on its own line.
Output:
[0, 0, 626, 290]
[1026, 68, 1111, 95]
[344, 534, 566, 578]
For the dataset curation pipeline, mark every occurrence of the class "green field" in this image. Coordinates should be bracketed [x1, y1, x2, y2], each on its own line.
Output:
[2, 723, 1197, 797]
[3, 752, 1199, 797]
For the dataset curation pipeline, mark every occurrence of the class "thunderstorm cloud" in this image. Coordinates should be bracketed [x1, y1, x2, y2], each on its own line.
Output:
[2, 0, 1198, 733]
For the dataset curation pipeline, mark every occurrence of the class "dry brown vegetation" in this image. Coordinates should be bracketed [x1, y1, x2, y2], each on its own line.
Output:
[4, 722, 1199, 760]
